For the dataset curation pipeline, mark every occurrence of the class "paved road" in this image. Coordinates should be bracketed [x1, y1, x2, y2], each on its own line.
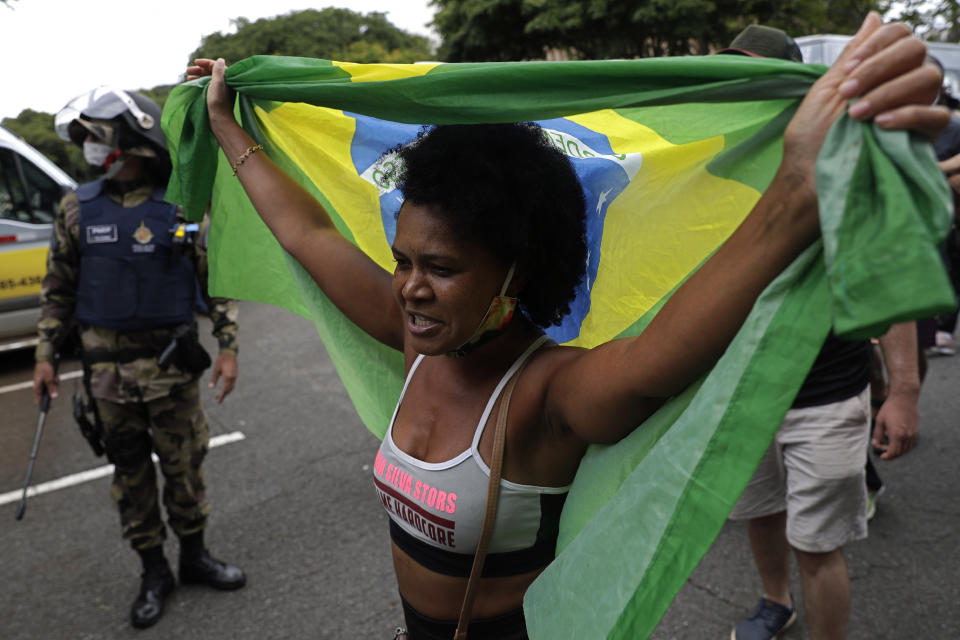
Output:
[1, 301, 957, 638]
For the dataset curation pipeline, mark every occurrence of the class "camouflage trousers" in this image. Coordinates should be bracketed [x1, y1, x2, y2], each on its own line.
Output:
[97, 380, 210, 551]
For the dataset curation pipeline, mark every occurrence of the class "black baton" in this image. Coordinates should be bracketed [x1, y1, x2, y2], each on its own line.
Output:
[15, 385, 52, 521]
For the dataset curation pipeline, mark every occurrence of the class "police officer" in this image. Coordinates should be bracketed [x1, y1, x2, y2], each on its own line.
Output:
[32, 87, 246, 629]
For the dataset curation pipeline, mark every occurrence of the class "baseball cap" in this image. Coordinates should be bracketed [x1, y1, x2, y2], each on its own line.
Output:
[716, 25, 804, 62]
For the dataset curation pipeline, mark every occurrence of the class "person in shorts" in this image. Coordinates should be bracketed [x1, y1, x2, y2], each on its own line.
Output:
[729, 327, 920, 640]
[719, 26, 924, 640]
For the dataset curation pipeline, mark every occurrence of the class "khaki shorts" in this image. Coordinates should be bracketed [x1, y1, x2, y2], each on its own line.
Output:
[730, 388, 870, 553]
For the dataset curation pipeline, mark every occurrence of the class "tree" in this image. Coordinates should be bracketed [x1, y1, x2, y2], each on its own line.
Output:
[892, 0, 960, 41]
[139, 85, 175, 111]
[1, 85, 175, 182]
[747, 0, 887, 38]
[430, 0, 885, 62]
[3, 8, 432, 180]
[432, 0, 544, 61]
[1, 110, 93, 182]
[188, 8, 433, 65]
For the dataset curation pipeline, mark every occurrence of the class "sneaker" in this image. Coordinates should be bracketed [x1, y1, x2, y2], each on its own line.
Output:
[731, 597, 797, 640]
[866, 485, 886, 521]
[929, 331, 956, 356]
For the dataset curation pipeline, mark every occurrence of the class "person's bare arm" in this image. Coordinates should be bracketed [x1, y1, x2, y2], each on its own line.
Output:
[874, 322, 920, 459]
[937, 151, 960, 218]
[544, 15, 947, 444]
[545, 164, 817, 442]
[187, 58, 404, 351]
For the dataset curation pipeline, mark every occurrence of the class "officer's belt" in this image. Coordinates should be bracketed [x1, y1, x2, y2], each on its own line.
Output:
[82, 347, 159, 366]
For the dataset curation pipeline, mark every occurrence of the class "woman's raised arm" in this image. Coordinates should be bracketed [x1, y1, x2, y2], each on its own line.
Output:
[543, 14, 948, 444]
[187, 58, 405, 351]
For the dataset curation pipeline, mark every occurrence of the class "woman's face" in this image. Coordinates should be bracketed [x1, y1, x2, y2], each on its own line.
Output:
[392, 202, 510, 355]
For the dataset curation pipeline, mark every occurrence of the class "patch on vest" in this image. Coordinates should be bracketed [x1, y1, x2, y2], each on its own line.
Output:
[85, 224, 118, 244]
[132, 220, 154, 245]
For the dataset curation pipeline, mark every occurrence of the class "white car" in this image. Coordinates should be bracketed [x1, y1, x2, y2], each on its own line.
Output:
[797, 34, 960, 97]
[0, 126, 76, 352]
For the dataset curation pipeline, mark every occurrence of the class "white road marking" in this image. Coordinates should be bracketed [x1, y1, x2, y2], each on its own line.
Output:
[0, 369, 84, 395]
[0, 337, 40, 353]
[1, 431, 246, 506]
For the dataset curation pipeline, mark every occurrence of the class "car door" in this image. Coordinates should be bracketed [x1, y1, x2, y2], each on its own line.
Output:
[0, 130, 76, 351]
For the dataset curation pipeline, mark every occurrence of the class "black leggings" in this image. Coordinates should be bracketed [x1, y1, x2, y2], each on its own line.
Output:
[400, 596, 528, 640]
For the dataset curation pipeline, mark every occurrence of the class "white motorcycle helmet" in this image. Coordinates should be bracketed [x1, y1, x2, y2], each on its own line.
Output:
[54, 87, 166, 165]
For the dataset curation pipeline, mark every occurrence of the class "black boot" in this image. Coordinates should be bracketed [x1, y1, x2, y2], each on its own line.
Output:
[178, 531, 246, 590]
[131, 547, 175, 629]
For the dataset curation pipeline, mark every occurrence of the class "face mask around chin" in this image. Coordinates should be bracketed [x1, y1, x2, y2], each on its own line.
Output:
[447, 263, 519, 357]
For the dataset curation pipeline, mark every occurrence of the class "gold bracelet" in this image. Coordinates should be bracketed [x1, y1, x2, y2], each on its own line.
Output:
[231, 144, 263, 176]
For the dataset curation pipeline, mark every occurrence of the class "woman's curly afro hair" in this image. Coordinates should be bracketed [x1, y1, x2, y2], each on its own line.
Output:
[395, 123, 587, 328]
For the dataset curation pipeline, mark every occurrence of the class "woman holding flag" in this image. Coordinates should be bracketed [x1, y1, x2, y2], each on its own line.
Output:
[187, 13, 946, 640]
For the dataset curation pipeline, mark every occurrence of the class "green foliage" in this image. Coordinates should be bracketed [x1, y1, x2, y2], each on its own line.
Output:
[1, 110, 93, 182]
[430, 0, 885, 61]
[138, 85, 175, 111]
[432, 0, 543, 61]
[747, 0, 886, 37]
[3, 7, 431, 180]
[188, 8, 433, 64]
[893, 0, 960, 41]
[1, 85, 175, 182]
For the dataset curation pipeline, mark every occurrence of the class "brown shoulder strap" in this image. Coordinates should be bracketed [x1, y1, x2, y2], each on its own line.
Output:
[453, 359, 528, 640]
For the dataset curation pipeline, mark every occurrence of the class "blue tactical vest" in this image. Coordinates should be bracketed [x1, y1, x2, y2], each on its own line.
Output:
[75, 179, 197, 330]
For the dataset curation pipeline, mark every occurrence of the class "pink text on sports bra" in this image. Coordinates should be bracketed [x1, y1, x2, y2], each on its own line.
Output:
[374, 451, 458, 514]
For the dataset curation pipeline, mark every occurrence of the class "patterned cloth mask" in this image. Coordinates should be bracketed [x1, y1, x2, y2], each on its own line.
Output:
[447, 263, 518, 357]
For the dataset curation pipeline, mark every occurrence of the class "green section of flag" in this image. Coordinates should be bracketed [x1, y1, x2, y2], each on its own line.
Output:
[817, 116, 956, 338]
[163, 55, 821, 221]
[207, 95, 405, 435]
[529, 244, 829, 638]
[527, 118, 953, 637]
[161, 55, 954, 638]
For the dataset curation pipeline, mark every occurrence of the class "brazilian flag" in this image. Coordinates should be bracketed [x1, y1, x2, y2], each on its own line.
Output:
[163, 55, 953, 639]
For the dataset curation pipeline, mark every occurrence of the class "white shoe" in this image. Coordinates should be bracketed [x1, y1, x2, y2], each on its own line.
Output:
[934, 331, 956, 356]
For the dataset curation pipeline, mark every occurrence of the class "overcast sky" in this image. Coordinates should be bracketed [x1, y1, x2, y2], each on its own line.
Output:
[0, 0, 436, 121]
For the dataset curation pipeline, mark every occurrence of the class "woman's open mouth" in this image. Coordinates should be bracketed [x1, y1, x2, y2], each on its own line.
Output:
[407, 312, 442, 336]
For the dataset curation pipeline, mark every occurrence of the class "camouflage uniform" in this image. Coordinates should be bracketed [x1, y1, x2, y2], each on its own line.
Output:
[36, 180, 238, 550]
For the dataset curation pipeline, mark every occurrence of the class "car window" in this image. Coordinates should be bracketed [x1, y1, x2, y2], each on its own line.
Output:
[0, 148, 27, 221]
[19, 154, 61, 223]
[0, 148, 59, 224]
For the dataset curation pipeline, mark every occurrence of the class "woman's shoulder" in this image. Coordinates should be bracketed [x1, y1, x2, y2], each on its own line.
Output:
[525, 341, 586, 379]
[512, 341, 587, 416]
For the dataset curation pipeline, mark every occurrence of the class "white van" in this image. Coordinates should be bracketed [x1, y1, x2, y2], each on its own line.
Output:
[796, 34, 960, 98]
[0, 126, 77, 352]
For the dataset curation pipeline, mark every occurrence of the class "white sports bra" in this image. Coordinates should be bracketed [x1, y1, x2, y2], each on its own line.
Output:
[373, 335, 569, 576]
